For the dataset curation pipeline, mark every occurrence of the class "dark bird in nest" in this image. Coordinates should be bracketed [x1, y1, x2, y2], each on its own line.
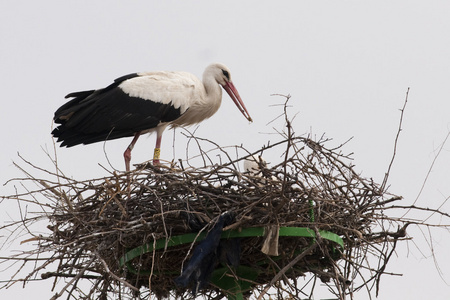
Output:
[175, 211, 240, 295]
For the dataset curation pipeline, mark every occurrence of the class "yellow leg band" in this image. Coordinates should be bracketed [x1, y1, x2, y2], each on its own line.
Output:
[153, 148, 161, 160]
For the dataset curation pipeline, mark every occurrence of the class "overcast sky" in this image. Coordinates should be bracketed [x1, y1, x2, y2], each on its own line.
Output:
[1, 1, 450, 299]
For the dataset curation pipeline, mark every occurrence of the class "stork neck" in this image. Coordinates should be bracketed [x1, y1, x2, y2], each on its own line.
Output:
[202, 75, 222, 105]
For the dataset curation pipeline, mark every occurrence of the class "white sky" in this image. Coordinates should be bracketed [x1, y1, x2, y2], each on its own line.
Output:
[1, 1, 450, 299]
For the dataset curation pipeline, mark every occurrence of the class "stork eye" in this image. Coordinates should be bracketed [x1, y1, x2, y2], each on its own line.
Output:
[221, 69, 230, 80]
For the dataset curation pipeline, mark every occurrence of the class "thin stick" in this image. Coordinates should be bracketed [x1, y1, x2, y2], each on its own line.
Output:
[381, 87, 409, 191]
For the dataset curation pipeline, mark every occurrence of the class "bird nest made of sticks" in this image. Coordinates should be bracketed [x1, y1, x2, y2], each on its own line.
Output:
[2, 135, 405, 300]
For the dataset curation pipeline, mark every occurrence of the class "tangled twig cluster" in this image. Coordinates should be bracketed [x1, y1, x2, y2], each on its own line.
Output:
[2, 94, 447, 299]
[1, 130, 408, 300]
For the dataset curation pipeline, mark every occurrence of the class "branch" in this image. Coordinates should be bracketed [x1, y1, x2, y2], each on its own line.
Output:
[381, 87, 409, 191]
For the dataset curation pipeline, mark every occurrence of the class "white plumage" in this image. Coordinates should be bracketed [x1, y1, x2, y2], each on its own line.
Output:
[243, 155, 267, 176]
[119, 71, 198, 114]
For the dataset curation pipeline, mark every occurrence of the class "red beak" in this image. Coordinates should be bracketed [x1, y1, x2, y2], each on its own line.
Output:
[223, 81, 253, 122]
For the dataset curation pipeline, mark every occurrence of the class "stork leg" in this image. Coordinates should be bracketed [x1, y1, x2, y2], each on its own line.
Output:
[124, 132, 141, 172]
[124, 132, 141, 196]
[153, 133, 162, 165]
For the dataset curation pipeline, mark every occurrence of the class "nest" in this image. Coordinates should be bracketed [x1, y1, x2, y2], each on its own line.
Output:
[4, 93, 450, 299]
[1, 130, 411, 300]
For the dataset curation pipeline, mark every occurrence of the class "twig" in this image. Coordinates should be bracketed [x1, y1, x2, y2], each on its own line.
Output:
[381, 87, 409, 191]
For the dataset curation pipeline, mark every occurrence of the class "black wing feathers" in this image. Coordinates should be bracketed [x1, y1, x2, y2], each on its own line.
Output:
[52, 73, 183, 147]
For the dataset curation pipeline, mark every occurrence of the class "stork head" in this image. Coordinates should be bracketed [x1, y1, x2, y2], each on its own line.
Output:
[205, 63, 253, 122]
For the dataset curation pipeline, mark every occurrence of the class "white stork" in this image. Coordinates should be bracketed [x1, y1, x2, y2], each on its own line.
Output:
[52, 63, 252, 172]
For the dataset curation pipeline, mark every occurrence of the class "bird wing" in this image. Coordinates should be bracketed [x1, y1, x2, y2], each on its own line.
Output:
[52, 71, 202, 147]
